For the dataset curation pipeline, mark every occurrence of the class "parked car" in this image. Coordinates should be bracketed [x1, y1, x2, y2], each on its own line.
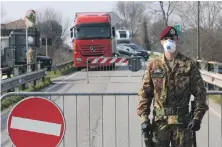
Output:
[117, 43, 149, 60]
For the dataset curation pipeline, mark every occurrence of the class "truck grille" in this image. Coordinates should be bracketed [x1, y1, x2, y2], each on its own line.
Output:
[80, 44, 105, 56]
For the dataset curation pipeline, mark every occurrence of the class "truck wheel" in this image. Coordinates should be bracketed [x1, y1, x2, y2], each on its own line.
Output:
[77, 67, 82, 71]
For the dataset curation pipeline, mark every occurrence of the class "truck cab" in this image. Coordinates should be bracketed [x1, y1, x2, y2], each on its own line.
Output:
[70, 12, 116, 70]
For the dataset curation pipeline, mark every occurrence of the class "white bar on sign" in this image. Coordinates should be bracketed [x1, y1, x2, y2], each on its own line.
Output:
[10, 116, 62, 136]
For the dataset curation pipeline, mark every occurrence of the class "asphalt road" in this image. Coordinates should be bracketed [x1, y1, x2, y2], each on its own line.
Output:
[1, 62, 221, 147]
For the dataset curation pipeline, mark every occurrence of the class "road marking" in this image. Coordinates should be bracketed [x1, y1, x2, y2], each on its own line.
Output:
[10, 116, 62, 136]
[128, 72, 132, 77]
[45, 71, 79, 91]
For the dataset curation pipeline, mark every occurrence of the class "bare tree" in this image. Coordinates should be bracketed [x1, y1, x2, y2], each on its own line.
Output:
[176, 1, 222, 61]
[147, 1, 178, 26]
[148, 19, 165, 52]
[140, 16, 151, 51]
[36, 7, 71, 58]
[37, 7, 71, 45]
[113, 1, 148, 37]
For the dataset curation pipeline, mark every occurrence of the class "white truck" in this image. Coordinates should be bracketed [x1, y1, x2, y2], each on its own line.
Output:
[115, 29, 131, 44]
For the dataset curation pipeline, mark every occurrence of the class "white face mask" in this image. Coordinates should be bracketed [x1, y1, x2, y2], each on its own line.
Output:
[163, 39, 176, 53]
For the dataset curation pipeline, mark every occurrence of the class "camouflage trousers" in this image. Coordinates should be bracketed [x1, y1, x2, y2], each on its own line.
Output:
[152, 122, 193, 147]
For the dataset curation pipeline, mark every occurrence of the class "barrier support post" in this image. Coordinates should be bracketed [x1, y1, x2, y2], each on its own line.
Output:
[87, 59, 89, 84]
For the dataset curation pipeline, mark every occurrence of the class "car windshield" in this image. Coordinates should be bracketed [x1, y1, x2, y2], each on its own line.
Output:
[74, 23, 111, 39]
[126, 44, 141, 50]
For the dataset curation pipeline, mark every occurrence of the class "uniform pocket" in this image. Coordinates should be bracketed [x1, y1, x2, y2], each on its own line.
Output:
[151, 77, 164, 94]
[151, 71, 164, 88]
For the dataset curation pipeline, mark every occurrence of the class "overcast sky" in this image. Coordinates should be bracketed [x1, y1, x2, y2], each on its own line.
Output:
[1, 1, 181, 45]
[1, 1, 116, 22]
[1, 1, 117, 45]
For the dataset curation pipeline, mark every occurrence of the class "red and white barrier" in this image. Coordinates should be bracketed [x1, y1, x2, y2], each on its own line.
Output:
[88, 57, 128, 64]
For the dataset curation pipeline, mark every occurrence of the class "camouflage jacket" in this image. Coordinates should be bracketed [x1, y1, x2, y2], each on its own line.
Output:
[137, 52, 209, 125]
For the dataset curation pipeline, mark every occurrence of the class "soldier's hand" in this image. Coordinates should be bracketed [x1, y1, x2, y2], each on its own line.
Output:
[187, 119, 201, 131]
[141, 121, 151, 134]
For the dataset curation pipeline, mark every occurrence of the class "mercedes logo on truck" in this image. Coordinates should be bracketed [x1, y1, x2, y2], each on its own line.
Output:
[90, 46, 95, 51]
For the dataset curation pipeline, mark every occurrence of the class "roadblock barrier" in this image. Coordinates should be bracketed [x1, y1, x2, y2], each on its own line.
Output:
[86, 56, 146, 83]
[89, 57, 128, 64]
[1, 91, 221, 147]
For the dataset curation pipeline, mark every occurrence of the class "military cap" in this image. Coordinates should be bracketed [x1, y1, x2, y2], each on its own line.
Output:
[159, 26, 178, 40]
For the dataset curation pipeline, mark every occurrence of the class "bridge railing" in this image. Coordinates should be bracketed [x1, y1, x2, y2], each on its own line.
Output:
[197, 60, 222, 90]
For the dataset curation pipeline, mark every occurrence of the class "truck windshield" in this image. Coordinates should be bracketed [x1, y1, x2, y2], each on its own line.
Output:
[74, 23, 111, 39]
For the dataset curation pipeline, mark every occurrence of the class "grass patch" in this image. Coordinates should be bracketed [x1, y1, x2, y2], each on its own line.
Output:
[1, 65, 76, 111]
[1, 77, 52, 111]
[46, 66, 76, 79]
[208, 95, 222, 105]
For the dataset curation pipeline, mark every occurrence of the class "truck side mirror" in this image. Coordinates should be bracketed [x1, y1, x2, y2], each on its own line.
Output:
[112, 27, 116, 37]
[70, 28, 73, 38]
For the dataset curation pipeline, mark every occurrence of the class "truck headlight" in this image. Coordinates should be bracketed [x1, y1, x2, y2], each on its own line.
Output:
[76, 58, 82, 61]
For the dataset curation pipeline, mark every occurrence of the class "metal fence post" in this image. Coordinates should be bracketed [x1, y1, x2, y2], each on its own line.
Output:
[214, 64, 219, 90]
[221, 94, 222, 144]
[13, 67, 19, 92]
[87, 58, 89, 84]
[37, 62, 41, 70]
[27, 64, 31, 73]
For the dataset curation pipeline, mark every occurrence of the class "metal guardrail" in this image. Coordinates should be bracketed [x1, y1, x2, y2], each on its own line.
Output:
[51, 60, 73, 72]
[197, 60, 222, 66]
[1, 69, 46, 92]
[147, 51, 162, 56]
[147, 51, 222, 89]
[1, 60, 74, 92]
[200, 70, 222, 88]
[197, 60, 222, 74]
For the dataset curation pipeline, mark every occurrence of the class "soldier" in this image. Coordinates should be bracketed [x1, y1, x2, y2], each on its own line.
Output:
[137, 26, 209, 147]
[27, 47, 33, 64]
[27, 47, 34, 71]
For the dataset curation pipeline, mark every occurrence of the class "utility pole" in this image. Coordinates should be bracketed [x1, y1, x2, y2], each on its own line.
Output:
[197, 1, 200, 60]
[46, 38, 48, 56]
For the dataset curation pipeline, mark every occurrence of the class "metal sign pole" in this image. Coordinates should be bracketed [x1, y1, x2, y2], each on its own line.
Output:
[26, 27, 31, 73]
[46, 38, 48, 56]
[24, 9, 36, 72]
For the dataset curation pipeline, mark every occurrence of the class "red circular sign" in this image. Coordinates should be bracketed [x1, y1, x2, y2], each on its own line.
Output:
[7, 97, 65, 147]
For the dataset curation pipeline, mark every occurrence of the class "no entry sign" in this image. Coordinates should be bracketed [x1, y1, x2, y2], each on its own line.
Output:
[7, 97, 65, 147]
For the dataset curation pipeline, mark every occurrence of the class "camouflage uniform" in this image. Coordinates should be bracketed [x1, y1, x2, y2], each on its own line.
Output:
[137, 52, 209, 147]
